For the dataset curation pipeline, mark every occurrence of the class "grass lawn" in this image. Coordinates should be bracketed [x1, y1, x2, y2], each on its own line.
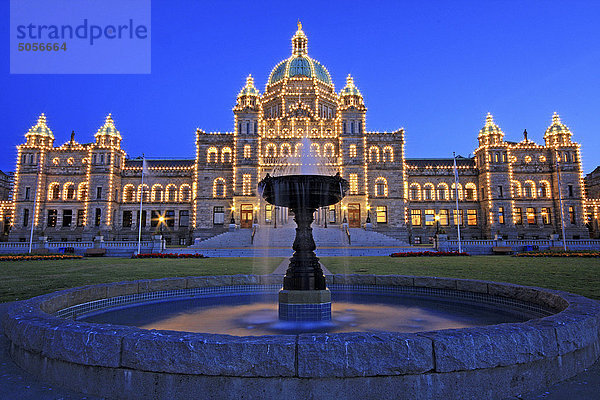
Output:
[320, 256, 600, 300]
[0, 257, 283, 303]
[1, 256, 598, 303]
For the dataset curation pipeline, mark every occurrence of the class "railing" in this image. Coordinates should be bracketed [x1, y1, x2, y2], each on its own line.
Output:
[47, 242, 93, 248]
[0, 242, 34, 249]
[102, 241, 152, 248]
[344, 225, 351, 245]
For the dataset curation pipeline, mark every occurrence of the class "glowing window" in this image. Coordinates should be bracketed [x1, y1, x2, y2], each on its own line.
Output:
[213, 178, 226, 198]
[410, 209, 422, 226]
[242, 174, 252, 196]
[221, 147, 232, 163]
[349, 174, 358, 195]
[526, 207, 536, 224]
[349, 144, 357, 158]
[376, 206, 387, 223]
[243, 145, 251, 159]
[207, 147, 218, 163]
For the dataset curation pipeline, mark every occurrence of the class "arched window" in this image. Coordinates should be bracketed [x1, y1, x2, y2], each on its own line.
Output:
[280, 143, 292, 157]
[78, 183, 88, 201]
[309, 143, 320, 156]
[123, 184, 135, 203]
[151, 184, 164, 202]
[180, 185, 191, 202]
[450, 183, 463, 200]
[207, 147, 218, 163]
[63, 183, 75, 200]
[437, 183, 449, 201]
[295, 143, 303, 156]
[48, 183, 60, 200]
[538, 181, 550, 198]
[524, 181, 536, 198]
[382, 146, 394, 162]
[423, 183, 435, 201]
[213, 178, 226, 198]
[166, 184, 178, 202]
[323, 143, 335, 157]
[137, 184, 150, 202]
[221, 147, 232, 163]
[409, 183, 421, 201]
[374, 177, 388, 197]
[265, 143, 277, 157]
[465, 183, 477, 200]
[368, 146, 380, 163]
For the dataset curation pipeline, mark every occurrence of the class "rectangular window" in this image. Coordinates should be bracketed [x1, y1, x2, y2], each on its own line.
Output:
[166, 210, 175, 227]
[569, 206, 575, 224]
[77, 210, 85, 227]
[424, 209, 435, 226]
[213, 206, 224, 225]
[265, 205, 272, 223]
[243, 145, 251, 159]
[349, 174, 358, 195]
[467, 209, 478, 226]
[437, 188, 446, 200]
[376, 206, 387, 224]
[526, 207, 536, 224]
[123, 211, 133, 228]
[150, 211, 160, 227]
[498, 185, 503, 198]
[498, 207, 505, 224]
[411, 209, 422, 226]
[94, 208, 101, 226]
[179, 210, 189, 227]
[439, 209, 449, 226]
[453, 209, 464, 226]
[349, 144, 357, 158]
[541, 208, 551, 225]
[329, 205, 336, 223]
[568, 185, 574, 197]
[514, 207, 523, 224]
[47, 209, 57, 227]
[23, 209, 29, 227]
[242, 174, 252, 196]
[96, 187, 102, 200]
[25, 187, 31, 200]
[62, 210, 72, 227]
[137, 210, 147, 227]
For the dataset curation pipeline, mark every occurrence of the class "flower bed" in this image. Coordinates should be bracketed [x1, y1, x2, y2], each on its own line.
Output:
[132, 253, 206, 259]
[0, 255, 83, 262]
[390, 251, 469, 257]
[515, 251, 600, 258]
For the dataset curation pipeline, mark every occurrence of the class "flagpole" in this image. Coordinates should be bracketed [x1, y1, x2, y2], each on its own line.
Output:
[453, 152, 462, 253]
[555, 156, 567, 252]
[28, 161, 41, 254]
[137, 154, 145, 255]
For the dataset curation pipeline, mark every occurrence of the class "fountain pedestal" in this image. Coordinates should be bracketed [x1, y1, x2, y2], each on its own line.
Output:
[258, 173, 349, 322]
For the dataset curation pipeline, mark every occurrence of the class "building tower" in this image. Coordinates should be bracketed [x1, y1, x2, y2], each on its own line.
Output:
[12, 114, 55, 239]
[474, 113, 512, 238]
[87, 114, 125, 237]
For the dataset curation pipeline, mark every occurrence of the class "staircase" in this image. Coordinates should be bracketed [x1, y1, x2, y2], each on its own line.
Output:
[190, 226, 406, 249]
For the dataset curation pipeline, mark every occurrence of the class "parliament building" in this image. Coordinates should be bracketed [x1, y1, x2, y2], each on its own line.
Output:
[2, 23, 597, 245]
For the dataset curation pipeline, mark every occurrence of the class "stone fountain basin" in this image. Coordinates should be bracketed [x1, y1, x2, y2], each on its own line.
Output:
[4, 275, 600, 400]
[258, 174, 348, 209]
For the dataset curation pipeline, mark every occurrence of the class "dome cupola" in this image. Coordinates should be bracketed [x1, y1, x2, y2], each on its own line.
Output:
[25, 113, 54, 147]
[478, 113, 505, 146]
[234, 74, 260, 112]
[544, 112, 572, 146]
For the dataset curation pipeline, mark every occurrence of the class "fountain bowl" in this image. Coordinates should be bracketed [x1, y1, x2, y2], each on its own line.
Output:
[258, 173, 348, 210]
[4, 274, 600, 400]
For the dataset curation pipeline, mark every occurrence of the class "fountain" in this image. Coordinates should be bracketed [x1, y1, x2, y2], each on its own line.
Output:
[258, 172, 348, 321]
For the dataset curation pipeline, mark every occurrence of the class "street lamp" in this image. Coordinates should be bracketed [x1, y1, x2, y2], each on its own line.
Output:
[366, 204, 371, 224]
[434, 214, 440, 234]
[158, 215, 165, 237]
[274, 206, 278, 228]
[342, 205, 348, 224]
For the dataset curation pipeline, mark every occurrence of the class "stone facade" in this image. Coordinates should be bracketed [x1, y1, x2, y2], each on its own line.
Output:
[5, 24, 596, 243]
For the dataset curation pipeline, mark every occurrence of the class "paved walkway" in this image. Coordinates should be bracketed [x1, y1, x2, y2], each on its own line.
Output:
[1, 296, 599, 399]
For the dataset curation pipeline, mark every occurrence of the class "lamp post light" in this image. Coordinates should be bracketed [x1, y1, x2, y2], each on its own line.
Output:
[342, 205, 348, 224]
[274, 206, 278, 229]
[366, 204, 371, 224]
[434, 214, 440, 235]
[323, 207, 327, 228]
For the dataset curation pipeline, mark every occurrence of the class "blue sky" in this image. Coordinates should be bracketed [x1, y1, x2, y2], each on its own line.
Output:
[2, 0, 599, 173]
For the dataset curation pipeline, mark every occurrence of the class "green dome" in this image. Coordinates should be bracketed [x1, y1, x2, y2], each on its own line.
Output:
[268, 55, 332, 86]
